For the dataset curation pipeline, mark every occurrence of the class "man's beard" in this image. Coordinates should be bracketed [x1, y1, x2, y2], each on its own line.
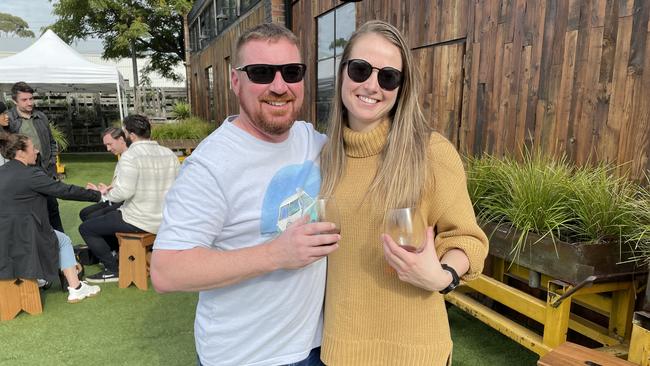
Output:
[242, 93, 300, 136]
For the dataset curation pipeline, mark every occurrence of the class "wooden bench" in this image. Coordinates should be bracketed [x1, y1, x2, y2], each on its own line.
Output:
[538, 342, 636, 366]
[0, 279, 42, 321]
[116, 232, 156, 290]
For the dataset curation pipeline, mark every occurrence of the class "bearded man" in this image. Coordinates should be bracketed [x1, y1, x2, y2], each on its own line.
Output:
[151, 23, 339, 366]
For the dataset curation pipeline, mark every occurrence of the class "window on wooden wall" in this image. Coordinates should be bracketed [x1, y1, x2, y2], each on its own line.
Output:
[216, 0, 238, 34]
[316, 3, 356, 131]
[190, 21, 200, 52]
[205, 66, 215, 122]
[199, 1, 216, 48]
[240, 0, 260, 14]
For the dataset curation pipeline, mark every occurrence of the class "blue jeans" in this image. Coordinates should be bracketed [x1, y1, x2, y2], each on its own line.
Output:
[54, 230, 76, 270]
[197, 347, 324, 366]
[285, 348, 324, 366]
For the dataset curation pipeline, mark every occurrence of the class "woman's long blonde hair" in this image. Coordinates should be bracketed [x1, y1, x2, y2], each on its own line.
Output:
[320, 20, 432, 211]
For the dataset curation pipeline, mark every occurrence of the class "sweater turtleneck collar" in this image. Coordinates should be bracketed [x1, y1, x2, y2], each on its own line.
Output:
[342, 120, 390, 158]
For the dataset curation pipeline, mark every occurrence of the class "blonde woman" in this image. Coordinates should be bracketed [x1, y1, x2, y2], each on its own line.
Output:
[319, 20, 489, 365]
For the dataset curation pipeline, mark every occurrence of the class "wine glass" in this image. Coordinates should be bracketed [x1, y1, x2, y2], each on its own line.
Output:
[383, 207, 426, 252]
[308, 196, 342, 237]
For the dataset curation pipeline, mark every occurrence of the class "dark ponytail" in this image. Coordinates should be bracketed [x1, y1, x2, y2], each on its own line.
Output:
[0, 133, 29, 160]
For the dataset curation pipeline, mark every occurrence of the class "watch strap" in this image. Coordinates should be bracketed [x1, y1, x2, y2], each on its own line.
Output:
[439, 263, 460, 294]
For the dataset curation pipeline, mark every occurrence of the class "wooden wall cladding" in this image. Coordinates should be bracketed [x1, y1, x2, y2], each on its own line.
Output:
[189, 4, 266, 123]
[414, 42, 466, 148]
[463, 0, 650, 179]
[189, 0, 650, 180]
[289, 0, 650, 180]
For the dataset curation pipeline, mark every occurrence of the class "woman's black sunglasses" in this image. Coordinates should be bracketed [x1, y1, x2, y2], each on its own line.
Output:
[343, 59, 403, 91]
[235, 63, 307, 84]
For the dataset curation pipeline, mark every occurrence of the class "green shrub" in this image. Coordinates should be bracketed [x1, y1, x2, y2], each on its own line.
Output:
[172, 102, 191, 120]
[568, 164, 638, 244]
[49, 124, 69, 152]
[150, 117, 215, 140]
[625, 177, 650, 265]
[466, 152, 649, 263]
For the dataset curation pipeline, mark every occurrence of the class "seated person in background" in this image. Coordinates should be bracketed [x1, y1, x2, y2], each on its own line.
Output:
[80, 127, 128, 221]
[81, 114, 180, 283]
[0, 133, 103, 303]
[54, 230, 101, 302]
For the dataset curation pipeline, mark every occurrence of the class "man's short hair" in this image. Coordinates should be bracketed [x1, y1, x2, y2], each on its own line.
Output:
[234, 22, 300, 66]
[11, 82, 34, 101]
[123, 114, 151, 139]
[101, 127, 126, 141]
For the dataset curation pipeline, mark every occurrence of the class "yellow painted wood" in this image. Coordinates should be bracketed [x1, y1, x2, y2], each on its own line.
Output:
[465, 274, 547, 323]
[610, 284, 636, 339]
[543, 283, 572, 348]
[570, 314, 622, 346]
[56, 155, 65, 174]
[492, 256, 505, 282]
[628, 312, 650, 366]
[446, 291, 552, 356]
[573, 293, 611, 316]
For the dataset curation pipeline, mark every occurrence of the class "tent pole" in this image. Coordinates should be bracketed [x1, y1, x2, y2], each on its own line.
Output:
[116, 81, 124, 122]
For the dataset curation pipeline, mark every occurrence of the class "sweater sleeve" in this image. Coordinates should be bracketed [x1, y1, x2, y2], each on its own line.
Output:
[427, 135, 489, 281]
[29, 167, 101, 202]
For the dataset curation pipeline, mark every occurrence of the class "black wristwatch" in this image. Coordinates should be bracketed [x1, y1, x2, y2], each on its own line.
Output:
[439, 264, 460, 294]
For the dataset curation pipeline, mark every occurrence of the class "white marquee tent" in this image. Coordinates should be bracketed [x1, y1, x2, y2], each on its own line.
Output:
[0, 30, 127, 120]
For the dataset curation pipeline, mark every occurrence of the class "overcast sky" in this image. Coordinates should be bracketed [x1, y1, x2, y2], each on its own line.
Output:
[0, 0, 57, 34]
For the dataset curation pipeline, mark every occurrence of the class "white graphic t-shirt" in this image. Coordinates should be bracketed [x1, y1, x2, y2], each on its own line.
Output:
[154, 117, 327, 366]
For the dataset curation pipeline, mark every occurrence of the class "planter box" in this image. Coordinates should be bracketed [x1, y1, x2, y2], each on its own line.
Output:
[484, 222, 643, 284]
[156, 139, 201, 150]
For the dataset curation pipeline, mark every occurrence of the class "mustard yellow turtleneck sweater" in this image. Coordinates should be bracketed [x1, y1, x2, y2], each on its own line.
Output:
[321, 121, 489, 366]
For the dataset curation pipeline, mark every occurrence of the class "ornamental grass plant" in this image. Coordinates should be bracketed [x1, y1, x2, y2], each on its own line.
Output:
[171, 101, 191, 120]
[625, 176, 650, 265]
[466, 152, 650, 265]
[150, 117, 215, 140]
[49, 123, 69, 151]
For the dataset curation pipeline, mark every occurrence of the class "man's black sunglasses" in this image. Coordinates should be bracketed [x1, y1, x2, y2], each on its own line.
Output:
[235, 63, 307, 84]
[343, 59, 403, 91]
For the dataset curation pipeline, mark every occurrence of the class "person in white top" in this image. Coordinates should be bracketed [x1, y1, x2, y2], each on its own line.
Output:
[151, 23, 339, 366]
[81, 114, 180, 283]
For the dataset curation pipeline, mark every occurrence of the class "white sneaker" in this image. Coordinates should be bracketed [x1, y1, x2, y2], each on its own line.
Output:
[67, 281, 101, 303]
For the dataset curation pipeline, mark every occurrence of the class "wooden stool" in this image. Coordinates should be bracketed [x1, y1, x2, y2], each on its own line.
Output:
[116, 232, 156, 290]
[0, 279, 42, 321]
[538, 342, 635, 366]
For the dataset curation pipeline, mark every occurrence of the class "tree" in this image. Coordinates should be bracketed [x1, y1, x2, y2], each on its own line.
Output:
[0, 12, 35, 38]
[329, 37, 348, 51]
[49, 0, 192, 82]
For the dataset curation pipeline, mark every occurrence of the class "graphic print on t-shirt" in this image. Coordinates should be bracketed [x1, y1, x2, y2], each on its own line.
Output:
[260, 160, 321, 235]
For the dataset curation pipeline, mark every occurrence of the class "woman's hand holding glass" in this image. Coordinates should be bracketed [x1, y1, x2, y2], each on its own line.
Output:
[382, 212, 453, 292]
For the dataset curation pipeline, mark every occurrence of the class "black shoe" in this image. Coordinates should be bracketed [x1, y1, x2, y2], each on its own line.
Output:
[86, 268, 119, 283]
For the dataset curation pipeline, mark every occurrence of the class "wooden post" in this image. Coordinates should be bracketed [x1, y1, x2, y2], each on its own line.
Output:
[628, 312, 650, 366]
[543, 281, 572, 349]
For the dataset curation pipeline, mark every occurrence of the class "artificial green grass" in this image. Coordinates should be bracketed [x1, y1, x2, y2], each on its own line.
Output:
[0, 282, 197, 366]
[0, 154, 539, 365]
